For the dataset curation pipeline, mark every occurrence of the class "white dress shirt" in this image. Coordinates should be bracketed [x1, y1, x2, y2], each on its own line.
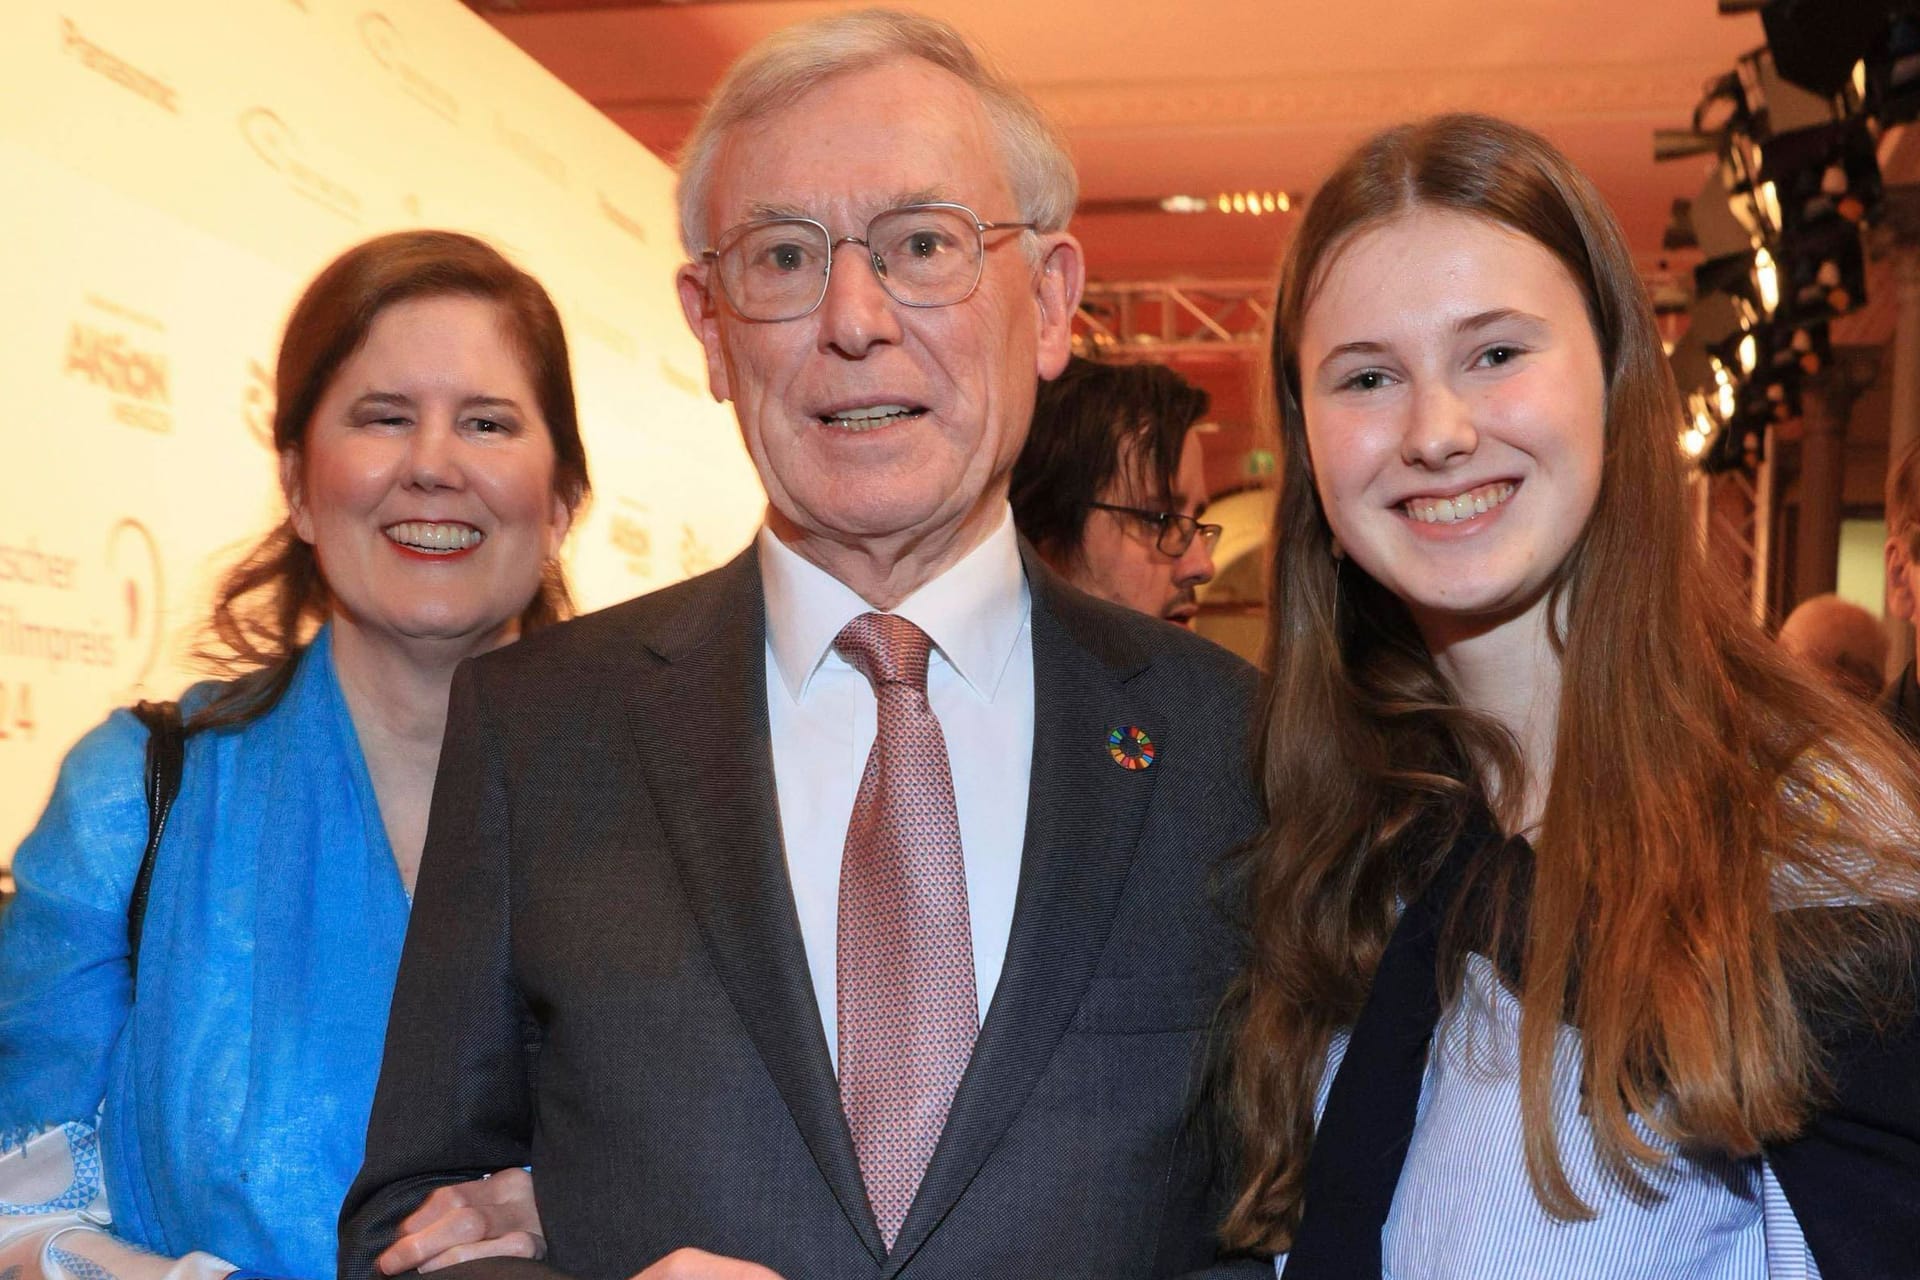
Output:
[760, 510, 1034, 1070]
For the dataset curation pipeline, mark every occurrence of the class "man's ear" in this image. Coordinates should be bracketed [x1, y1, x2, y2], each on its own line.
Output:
[676, 263, 733, 404]
[1031, 233, 1086, 382]
[281, 450, 315, 544]
[1888, 534, 1916, 623]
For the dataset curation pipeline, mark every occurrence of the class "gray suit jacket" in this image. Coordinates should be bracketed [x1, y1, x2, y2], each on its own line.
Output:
[339, 544, 1267, 1280]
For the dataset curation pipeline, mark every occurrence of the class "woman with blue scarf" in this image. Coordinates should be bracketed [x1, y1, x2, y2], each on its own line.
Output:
[0, 230, 591, 1280]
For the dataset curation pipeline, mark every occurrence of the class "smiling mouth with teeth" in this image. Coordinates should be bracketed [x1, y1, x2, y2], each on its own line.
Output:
[819, 404, 927, 432]
[384, 521, 485, 554]
[1403, 482, 1516, 525]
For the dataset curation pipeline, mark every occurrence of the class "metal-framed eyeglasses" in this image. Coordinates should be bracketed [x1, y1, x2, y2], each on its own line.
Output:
[1087, 503, 1224, 557]
[700, 202, 1038, 323]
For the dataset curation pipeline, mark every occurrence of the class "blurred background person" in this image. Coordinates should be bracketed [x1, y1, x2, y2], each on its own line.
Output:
[1011, 354, 1220, 625]
[1227, 114, 1920, 1278]
[1883, 438, 1920, 744]
[1777, 593, 1888, 703]
[0, 230, 586, 1280]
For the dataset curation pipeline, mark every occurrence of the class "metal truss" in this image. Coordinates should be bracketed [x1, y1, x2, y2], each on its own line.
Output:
[1694, 434, 1775, 623]
[1073, 279, 1272, 359]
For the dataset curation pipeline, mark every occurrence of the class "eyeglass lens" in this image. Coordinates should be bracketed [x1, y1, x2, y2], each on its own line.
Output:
[1155, 514, 1223, 557]
[716, 206, 983, 321]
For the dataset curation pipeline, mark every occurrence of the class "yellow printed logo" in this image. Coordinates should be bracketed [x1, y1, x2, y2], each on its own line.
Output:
[64, 314, 172, 435]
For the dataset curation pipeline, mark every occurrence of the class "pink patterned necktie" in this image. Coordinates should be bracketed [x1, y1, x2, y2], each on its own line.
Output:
[833, 611, 979, 1251]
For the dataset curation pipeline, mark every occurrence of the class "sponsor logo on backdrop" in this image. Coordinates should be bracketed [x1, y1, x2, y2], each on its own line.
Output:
[60, 17, 180, 114]
[496, 115, 567, 187]
[240, 107, 364, 222]
[576, 311, 637, 361]
[598, 193, 647, 245]
[358, 12, 460, 124]
[65, 296, 172, 435]
[106, 519, 165, 689]
[0, 517, 162, 700]
[658, 358, 702, 397]
[243, 357, 276, 449]
[679, 524, 716, 578]
[609, 498, 654, 581]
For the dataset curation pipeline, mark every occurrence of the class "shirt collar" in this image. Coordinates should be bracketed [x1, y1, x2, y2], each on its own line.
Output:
[760, 508, 1029, 704]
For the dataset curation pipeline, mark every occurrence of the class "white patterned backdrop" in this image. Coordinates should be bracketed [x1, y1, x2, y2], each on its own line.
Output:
[0, 0, 764, 869]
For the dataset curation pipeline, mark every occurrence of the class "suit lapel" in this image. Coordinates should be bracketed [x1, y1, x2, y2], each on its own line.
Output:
[884, 557, 1165, 1275]
[620, 548, 885, 1262]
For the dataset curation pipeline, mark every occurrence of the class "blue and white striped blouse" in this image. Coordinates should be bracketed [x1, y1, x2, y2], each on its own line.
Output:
[1277, 954, 1820, 1279]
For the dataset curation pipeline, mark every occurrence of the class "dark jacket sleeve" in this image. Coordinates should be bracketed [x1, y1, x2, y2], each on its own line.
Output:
[1763, 918, 1920, 1280]
[338, 663, 569, 1280]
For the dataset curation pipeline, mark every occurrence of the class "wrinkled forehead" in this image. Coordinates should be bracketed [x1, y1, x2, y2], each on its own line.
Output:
[702, 59, 1016, 235]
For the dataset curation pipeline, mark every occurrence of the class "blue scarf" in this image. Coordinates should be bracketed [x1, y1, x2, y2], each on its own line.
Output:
[3, 628, 410, 1278]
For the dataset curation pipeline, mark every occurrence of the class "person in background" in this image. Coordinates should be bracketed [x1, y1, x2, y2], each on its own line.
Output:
[1882, 437, 1920, 743]
[1010, 355, 1220, 625]
[339, 11, 1265, 1280]
[1226, 114, 1920, 1278]
[0, 230, 587, 1280]
[1777, 593, 1888, 702]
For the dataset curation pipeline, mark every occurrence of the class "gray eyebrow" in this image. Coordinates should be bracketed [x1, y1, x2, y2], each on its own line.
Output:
[740, 189, 957, 226]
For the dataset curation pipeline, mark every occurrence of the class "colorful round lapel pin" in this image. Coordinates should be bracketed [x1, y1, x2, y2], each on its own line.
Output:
[1107, 725, 1156, 771]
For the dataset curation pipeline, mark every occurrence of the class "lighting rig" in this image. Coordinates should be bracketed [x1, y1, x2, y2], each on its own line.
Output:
[1661, 1, 1920, 474]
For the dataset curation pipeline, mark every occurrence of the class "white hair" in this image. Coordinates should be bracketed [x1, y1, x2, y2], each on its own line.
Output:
[674, 8, 1077, 256]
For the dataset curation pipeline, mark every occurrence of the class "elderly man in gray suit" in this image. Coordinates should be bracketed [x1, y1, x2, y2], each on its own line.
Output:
[339, 11, 1264, 1280]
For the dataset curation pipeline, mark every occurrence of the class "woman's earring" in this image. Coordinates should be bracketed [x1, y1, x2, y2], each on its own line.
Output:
[1330, 535, 1346, 561]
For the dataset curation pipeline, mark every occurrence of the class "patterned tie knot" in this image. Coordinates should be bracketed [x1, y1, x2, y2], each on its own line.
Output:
[834, 612, 932, 692]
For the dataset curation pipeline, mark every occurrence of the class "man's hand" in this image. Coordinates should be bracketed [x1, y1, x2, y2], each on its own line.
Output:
[376, 1168, 545, 1275]
[629, 1249, 785, 1280]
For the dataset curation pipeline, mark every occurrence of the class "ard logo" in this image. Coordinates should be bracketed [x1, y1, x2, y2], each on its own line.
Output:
[243, 357, 276, 448]
[65, 323, 172, 433]
[359, 12, 459, 123]
[107, 516, 165, 691]
[239, 107, 363, 222]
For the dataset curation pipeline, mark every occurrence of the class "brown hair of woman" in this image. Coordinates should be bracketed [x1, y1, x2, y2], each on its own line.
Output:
[193, 229, 592, 730]
[1223, 113, 1920, 1249]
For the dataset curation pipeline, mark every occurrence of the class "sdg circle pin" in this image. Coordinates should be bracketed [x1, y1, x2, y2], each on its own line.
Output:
[1107, 725, 1156, 771]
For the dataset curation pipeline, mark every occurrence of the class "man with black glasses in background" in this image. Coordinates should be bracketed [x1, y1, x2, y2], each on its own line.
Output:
[1012, 356, 1221, 628]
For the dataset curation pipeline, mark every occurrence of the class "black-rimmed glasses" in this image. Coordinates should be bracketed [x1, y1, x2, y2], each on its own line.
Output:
[1087, 502, 1224, 557]
[700, 202, 1037, 322]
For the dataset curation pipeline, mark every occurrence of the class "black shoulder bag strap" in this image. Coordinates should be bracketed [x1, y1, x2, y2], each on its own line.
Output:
[126, 699, 186, 983]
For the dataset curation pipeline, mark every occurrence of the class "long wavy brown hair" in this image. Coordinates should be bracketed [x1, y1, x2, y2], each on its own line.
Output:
[191, 230, 592, 731]
[1223, 113, 1920, 1250]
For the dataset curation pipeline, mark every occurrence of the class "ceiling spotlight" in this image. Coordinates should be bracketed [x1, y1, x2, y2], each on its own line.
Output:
[1087, 190, 1298, 217]
[1753, 246, 1780, 315]
[1695, 71, 1748, 135]
[1655, 128, 1721, 162]
[1662, 197, 1699, 250]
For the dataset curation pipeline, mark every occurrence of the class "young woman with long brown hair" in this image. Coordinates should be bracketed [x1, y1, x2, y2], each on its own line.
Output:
[1225, 114, 1920, 1277]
